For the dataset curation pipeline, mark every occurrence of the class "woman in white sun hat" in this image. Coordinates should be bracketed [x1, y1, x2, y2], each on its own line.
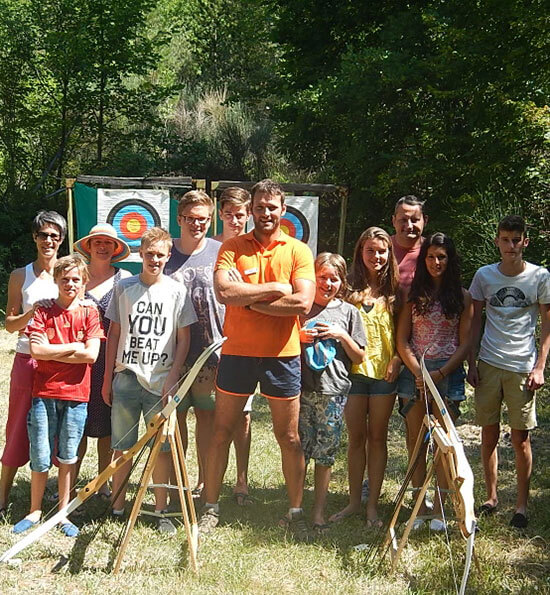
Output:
[73, 223, 131, 498]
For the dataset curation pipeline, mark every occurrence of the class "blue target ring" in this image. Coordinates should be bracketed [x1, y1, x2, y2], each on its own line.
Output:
[107, 199, 161, 252]
[281, 205, 310, 243]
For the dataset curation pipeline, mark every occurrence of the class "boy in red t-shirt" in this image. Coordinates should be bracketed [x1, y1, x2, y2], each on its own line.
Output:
[13, 254, 103, 537]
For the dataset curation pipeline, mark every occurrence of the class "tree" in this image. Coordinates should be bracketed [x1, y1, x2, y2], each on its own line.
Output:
[272, 0, 550, 261]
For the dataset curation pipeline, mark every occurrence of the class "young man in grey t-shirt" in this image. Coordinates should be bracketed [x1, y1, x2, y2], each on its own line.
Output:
[468, 215, 550, 528]
[165, 190, 224, 495]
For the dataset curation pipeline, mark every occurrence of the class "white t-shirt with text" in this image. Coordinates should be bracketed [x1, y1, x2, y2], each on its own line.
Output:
[105, 275, 197, 395]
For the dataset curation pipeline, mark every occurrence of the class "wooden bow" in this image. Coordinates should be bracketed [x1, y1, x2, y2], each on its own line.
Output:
[384, 355, 476, 595]
[0, 338, 225, 565]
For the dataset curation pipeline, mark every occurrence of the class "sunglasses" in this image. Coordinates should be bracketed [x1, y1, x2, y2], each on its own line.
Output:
[36, 231, 61, 242]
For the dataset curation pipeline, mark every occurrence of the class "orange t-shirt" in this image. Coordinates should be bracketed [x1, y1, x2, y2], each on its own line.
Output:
[215, 231, 315, 357]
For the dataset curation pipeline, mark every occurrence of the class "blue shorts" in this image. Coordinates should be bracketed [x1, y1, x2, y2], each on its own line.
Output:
[28, 397, 88, 472]
[348, 374, 397, 397]
[398, 358, 466, 418]
[398, 358, 466, 401]
[111, 369, 169, 452]
[298, 391, 346, 466]
[216, 354, 301, 399]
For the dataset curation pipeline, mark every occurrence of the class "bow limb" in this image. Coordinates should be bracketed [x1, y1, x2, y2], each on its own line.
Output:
[0, 337, 226, 564]
[420, 356, 476, 592]
[460, 532, 475, 595]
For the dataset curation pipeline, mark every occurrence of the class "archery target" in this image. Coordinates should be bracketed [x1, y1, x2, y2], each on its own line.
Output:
[107, 199, 161, 251]
[97, 189, 171, 262]
[280, 205, 310, 244]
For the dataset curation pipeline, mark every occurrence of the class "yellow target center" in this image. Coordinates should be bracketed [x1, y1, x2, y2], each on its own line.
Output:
[127, 218, 141, 233]
[281, 224, 290, 234]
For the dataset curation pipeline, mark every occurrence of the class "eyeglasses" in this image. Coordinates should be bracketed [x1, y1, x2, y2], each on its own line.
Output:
[36, 231, 61, 242]
[181, 216, 211, 226]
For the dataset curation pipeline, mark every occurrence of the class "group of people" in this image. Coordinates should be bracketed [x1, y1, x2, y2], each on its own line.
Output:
[0, 179, 548, 544]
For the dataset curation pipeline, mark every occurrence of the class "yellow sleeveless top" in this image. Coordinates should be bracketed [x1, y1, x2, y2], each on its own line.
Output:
[351, 300, 395, 380]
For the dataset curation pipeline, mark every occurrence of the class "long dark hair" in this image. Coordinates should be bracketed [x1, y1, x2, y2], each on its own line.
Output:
[348, 227, 399, 312]
[409, 232, 463, 318]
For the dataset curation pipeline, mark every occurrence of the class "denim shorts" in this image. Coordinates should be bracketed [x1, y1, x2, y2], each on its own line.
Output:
[397, 358, 466, 402]
[216, 354, 301, 399]
[348, 374, 397, 397]
[28, 397, 88, 472]
[111, 369, 169, 452]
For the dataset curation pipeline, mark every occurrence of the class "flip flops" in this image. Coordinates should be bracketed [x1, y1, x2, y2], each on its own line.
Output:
[509, 512, 528, 529]
[477, 503, 497, 517]
[234, 492, 254, 507]
[312, 522, 330, 535]
[328, 508, 358, 523]
[366, 518, 383, 530]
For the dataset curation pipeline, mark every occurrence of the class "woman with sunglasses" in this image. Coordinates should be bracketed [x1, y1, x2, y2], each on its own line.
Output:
[0, 211, 67, 515]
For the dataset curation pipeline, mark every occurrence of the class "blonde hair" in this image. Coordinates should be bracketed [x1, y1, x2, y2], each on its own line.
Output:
[348, 227, 399, 311]
[315, 252, 349, 299]
[53, 254, 89, 284]
[140, 227, 173, 250]
[219, 186, 251, 211]
[177, 189, 214, 216]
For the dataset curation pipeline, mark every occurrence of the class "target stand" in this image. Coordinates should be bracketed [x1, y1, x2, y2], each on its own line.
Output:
[113, 407, 198, 574]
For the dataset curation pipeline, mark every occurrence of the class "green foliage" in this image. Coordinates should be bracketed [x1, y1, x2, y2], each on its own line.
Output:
[165, 87, 281, 179]
[272, 0, 550, 254]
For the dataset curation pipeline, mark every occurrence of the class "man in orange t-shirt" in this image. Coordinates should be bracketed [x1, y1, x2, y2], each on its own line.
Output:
[200, 179, 315, 539]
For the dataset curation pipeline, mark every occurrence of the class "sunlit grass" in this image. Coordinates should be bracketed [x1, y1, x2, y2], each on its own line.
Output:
[0, 328, 549, 593]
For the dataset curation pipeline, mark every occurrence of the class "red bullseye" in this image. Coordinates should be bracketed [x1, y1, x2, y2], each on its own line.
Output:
[281, 220, 297, 237]
[120, 212, 147, 240]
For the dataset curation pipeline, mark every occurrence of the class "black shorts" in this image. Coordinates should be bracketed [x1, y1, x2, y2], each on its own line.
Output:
[216, 354, 301, 399]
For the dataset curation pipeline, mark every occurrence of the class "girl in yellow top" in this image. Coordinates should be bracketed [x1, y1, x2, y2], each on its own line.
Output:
[329, 227, 401, 527]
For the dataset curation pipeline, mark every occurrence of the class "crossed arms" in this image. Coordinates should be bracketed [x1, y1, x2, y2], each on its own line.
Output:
[29, 332, 100, 364]
[214, 268, 314, 316]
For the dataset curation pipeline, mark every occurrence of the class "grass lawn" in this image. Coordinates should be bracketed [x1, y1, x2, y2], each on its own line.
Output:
[0, 327, 549, 594]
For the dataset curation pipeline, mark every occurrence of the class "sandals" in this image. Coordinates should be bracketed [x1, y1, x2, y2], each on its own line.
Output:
[312, 522, 330, 535]
[328, 508, 358, 524]
[477, 503, 498, 517]
[234, 492, 254, 507]
[509, 512, 528, 529]
[366, 518, 383, 530]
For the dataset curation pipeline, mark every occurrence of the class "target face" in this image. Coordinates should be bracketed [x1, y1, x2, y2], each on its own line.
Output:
[280, 205, 310, 243]
[106, 199, 161, 252]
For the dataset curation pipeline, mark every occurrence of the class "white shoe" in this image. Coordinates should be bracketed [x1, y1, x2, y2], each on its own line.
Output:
[429, 518, 446, 532]
[412, 518, 425, 531]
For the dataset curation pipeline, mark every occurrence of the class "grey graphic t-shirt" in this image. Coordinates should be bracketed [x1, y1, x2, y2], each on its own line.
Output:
[165, 237, 225, 366]
[105, 275, 197, 395]
[300, 299, 367, 395]
[469, 262, 550, 372]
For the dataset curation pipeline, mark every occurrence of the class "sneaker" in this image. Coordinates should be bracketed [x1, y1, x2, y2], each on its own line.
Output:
[412, 518, 425, 531]
[361, 479, 369, 504]
[198, 506, 219, 536]
[157, 515, 177, 536]
[279, 510, 312, 543]
[429, 518, 447, 532]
